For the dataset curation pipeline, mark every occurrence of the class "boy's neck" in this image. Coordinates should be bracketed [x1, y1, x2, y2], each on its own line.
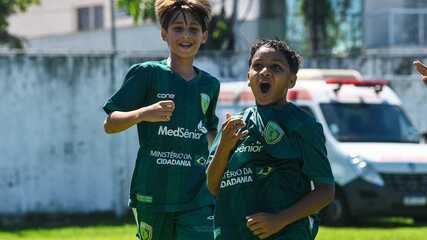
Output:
[167, 56, 196, 81]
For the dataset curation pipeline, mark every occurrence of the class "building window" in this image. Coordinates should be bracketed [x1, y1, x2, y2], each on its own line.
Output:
[77, 5, 104, 31]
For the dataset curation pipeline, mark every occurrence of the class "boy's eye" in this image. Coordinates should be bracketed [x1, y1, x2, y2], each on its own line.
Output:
[189, 27, 200, 33]
[271, 64, 284, 73]
[172, 26, 184, 32]
[252, 63, 263, 71]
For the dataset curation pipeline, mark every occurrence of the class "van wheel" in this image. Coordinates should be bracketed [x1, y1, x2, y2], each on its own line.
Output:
[321, 190, 350, 226]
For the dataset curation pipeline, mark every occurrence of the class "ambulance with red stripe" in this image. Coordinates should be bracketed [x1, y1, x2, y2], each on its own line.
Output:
[217, 69, 427, 225]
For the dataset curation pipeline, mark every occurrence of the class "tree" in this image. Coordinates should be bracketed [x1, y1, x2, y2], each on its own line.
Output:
[299, 0, 353, 56]
[116, 0, 155, 24]
[0, 0, 40, 48]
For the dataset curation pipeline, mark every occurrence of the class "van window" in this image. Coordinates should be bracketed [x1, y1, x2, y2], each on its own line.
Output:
[320, 103, 420, 143]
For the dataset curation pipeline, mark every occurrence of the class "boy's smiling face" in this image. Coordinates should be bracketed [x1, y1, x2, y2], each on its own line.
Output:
[248, 46, 297, 106]
[161, 11, 208, 60]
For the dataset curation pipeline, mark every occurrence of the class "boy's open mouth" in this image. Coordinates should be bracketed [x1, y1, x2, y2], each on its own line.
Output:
[179, 43, 193, 48]
[259, 82, 271, 94]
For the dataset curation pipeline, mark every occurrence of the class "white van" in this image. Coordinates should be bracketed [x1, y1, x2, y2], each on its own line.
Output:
[216, 69, 427, 225]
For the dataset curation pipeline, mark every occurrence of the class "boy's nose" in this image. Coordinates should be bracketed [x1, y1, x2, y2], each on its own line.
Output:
[260, 67, 272, 77]
[183, 29, 191, 38]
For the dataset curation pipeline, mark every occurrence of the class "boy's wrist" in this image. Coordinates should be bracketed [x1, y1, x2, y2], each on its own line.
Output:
[136, 107, 148, 122]
[216, 143, 233, 157]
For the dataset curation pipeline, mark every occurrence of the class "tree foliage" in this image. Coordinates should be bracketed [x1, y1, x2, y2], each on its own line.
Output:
[116, 0, 155, 23]
[300, 0, 354, 56]
[0, 0, 40, 48]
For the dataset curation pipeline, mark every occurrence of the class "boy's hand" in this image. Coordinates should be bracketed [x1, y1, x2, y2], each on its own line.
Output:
[140, 100, 175, 122]
[414, 60, 427, 84]
[219, 113, 249, 152]
[246, 212, 286, 239]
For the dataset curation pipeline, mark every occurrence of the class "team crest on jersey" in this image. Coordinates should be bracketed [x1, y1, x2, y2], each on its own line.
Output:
[263, 121, 284, 144]
[138, 221, 153, 240]
[200, 93, 210, 115]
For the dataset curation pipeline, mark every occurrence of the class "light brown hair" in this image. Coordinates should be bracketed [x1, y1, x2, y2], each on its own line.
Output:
[155, 0, 212, 31]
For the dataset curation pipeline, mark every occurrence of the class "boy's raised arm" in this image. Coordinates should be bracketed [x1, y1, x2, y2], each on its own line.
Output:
[104, 100, 175, 134]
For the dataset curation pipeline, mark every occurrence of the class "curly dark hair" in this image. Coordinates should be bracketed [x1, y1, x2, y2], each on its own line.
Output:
[248, 39, 302, 74]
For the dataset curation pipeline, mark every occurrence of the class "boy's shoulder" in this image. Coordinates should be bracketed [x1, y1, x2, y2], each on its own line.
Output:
[279, 103, 319, 133]
[197, 68, 220, 86]
[132, 60, 168, 71]
[287, 103, 324, 139]
[289, 103, 316, 125]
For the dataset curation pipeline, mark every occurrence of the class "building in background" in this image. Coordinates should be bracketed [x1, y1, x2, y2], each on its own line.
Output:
[7, 0, 141, 38]
[364, 0, 427, 53]
[7, 0, 262, 53]
[7, 0, 427, 55]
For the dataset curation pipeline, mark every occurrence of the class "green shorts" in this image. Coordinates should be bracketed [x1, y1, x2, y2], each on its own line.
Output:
[132, 205, 214, 240]
[214, 216, 318, 240]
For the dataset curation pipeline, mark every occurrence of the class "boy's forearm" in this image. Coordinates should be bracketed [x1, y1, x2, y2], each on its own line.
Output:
[104, 109, 143, 134]
[206, 145, 233, 196]
[276, 184, 335, 228]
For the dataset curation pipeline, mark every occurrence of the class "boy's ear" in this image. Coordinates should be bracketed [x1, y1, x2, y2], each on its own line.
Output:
[247, 72, 251, 86]
[160, 28, 167, 41]
[202, 31, 208, 44]
[289, 73, 297, 88]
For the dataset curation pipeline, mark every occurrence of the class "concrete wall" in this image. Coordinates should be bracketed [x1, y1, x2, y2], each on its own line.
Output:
[0, 53, 151, 216]
[1, 52, 426, 216]
[27, 24, 169, 53]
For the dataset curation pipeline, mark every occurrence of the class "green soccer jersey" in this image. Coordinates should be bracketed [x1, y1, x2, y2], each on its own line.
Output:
[103, 60, 220, 212]
[210, 103, 334, 239]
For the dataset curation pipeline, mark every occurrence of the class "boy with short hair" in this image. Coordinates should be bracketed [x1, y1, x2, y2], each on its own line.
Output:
[103, 1, 219, 239]
[207, 39, 335, 239]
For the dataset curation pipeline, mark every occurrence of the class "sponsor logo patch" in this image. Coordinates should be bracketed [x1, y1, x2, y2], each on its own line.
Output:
[235, 140, 263, 153]
[197, 120, 208, 134]
[157, 121, 207, 140]
[220, 168, 254, 188]
[138, 221, 153, 240]
[150, 150, 192, 167]
[195, 156, 208, 167]
[200, 93, 210, 115]
[263, 121, 285, 144]
[156, 93, 175, 99]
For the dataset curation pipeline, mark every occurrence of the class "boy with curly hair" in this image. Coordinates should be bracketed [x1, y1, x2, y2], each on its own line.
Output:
[207, 39, 335, 239]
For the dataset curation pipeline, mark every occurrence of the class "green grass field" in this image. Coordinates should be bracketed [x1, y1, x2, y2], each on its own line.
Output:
[1, 215, 426, 240]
